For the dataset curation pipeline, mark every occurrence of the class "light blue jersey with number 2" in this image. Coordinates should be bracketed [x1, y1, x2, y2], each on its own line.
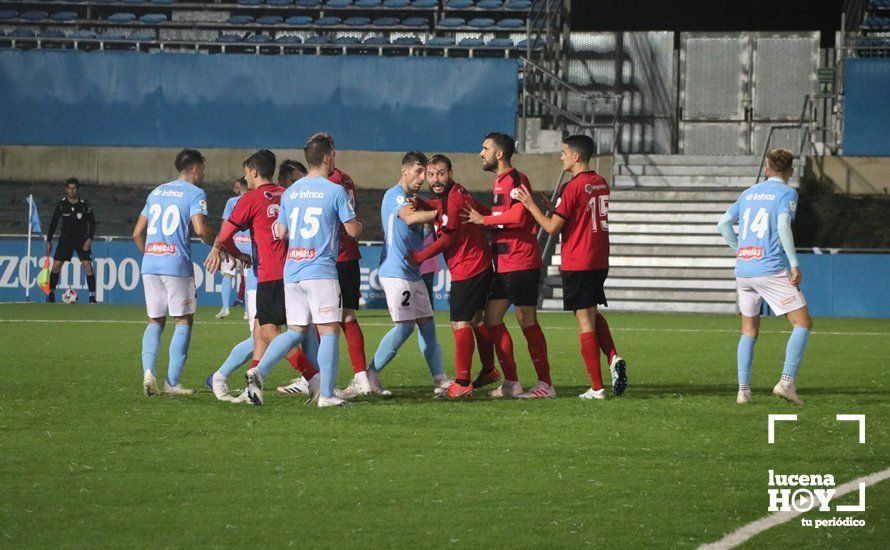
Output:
[726, 178, 798, 278]
[279, 176, 356, 283]
[140, 179, 208, 277]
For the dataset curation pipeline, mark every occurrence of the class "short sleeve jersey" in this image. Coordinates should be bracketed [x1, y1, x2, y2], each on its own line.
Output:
[490, 169, 543, 273]
[433, 182, 492, 282]
[726, 178, 798, 278]
[329, 169, 362, 263]
[227, 183, 287, 283]
[379, 183, 424, 281]
[140, 179, 208, 277]
[223, 196, 252, 255]
[279, 176, 357, 282]
[554, 171, 610, 272]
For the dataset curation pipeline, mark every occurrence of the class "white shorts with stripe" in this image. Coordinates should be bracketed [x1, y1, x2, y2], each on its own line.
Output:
[380, 277, 433, 322]
[736, 270, 807, 317]
[143, 274, 197, 318]
[284, 279, 342, 326]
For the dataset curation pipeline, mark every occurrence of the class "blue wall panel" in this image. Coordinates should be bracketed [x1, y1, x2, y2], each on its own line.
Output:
[0, 51, 518, 152]
[798, 254, 890, 318]
[843, 58, 890, 156]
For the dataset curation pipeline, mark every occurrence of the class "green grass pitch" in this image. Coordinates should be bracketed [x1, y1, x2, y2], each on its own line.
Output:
[0, 304, 887, 548]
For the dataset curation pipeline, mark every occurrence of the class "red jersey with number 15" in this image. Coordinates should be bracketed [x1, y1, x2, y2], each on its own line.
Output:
[554, 171, 610, 271]
[434, 182, 492, 281]
[227, 182, 287, 282]
[329, 169, 362, 263]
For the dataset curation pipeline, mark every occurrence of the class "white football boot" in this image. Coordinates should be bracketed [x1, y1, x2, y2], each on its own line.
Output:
[214, 307, 230, 320]
[277, 377, 310, 396]
[336, 371, 372, 400]
[366, 367, 392, 397]
[489, 380, 523, 398]
[208, 372, 237, 402]
[143, 371, 159, 396]
[517, 382, 557, 399]
[737, 389, 752, 404]
[317, 395, 350, 408]
[773, 381, 803, 405]
[163, 381, 196, 396]
[578, 388, 606, 400]
[245, 367, 264, 406]
[433, 374, 452, 396]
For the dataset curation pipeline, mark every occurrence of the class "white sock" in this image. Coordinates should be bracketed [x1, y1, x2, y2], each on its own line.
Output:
[781, 373, 793, 387]
[354, 370, 369, 385]
[739, 384, 750, 392]
[433, 373, 448, 385]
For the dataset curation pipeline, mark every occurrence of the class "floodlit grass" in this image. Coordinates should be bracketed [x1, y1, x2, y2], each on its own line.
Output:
[0, 304, 887, 548]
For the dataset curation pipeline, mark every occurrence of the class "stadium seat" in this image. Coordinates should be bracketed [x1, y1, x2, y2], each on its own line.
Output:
[355, 0, 382, 7]
[315, 16, 342, 26]
[227, 15, 255, 25]
[257, 15, 284, 25]
[344, 16, 371, 26]
[101, 32, 128, 40]
[326, 0, 353, 7]
[392, 36, 421, 46]
[447, 0, 475, 8]
[458, 37, 485, 47]
[140, 14, 168, 24]
[516, 37, 543, 49]
[122, 0, 145, 4]
[439, 18, 465, 27]
[505, 0, 532, 8]
[403, 17, 429, 26]
[50, 12, 79, 23]
[8, 28, 37, 38]
[0, 11, 18, 22]
[109, 13, 137, 23]
[497, 18, 524, 29]
[468, 18, 495, 28]
[217, 33, 244, 42]
[150, 0, 175, 5]
[93, 0, 116, 4]
[285, 15, 313, 25]
[477, 0, 503, 8]
[70, 31, 98, 39]
[427, 36, 455, 46]
[246, 34, 272, 43]
[412, 0, 437, 7]
[363, 35, 390, 44]
[296, 0, 322, 6]
[267, 0, 293, 5]
[383, 0, 410, 7]
[40, 30, 67, 38]
[487, 37, 513, 47]
[128, 30, 156, 40]
[275, 34, 302, 43]
[373, 17, 400, 26]
[238, 0, 265, 6]
[334, 35, 361, 44]
[304, 35, 333, 44]
[21, 11, 49, 22]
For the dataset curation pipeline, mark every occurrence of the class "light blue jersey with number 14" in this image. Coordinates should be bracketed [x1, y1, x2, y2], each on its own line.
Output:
[140, 179, 208, 277]
[726, 178, 798, 278]
[279, 176, 356, 283]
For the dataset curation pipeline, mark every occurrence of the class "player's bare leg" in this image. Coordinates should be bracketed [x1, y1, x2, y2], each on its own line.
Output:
[483, 299, 522, 397]
[737, 314, 760, 404]
[576, 306, 606, 400]
[141, 316, 166, 396]
[446, 319, 477, 399]
[514, 306, 556, 399]
[162, 314, 196, 396]
[773, 306, 812, 405]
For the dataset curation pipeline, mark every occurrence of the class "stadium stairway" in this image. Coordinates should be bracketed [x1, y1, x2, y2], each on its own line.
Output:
[540, 154, 784, 314]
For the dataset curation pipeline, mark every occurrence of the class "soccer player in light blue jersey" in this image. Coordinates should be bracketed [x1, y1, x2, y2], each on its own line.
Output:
[245, 133, 363, 408]
[718, 148, 813, 405]
[132, 149, 216, 396]
[215, 177, 249, 320]
[350, 151, 450, 398]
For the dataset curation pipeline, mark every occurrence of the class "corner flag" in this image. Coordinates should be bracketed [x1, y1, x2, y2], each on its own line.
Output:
[28, 194, 42, 234]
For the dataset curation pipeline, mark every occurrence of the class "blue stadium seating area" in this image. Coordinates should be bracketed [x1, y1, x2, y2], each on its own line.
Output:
[856, 0, 890, 56]
[0, 0, 540, 55]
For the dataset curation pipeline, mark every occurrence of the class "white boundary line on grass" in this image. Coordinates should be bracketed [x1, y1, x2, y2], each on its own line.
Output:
[698, 467, 890, 549]
[0, 318, 886, 337]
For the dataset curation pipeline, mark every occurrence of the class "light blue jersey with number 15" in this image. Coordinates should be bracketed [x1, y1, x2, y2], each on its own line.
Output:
[140, 179, 208, 277]
[726, 178, 798, 278]
[279, 176, 357, 283]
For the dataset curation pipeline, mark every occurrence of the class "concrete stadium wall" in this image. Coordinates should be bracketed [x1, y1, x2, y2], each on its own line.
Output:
[808, 156, 890, 195]
[0, 145, 576, 193]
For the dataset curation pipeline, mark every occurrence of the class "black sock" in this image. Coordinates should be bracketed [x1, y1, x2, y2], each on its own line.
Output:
[49, 272, 59, 293]
[87, 274, 96, 297]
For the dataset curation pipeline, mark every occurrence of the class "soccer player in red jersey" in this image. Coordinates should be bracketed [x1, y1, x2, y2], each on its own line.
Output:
[204, 150, 320, 399]
[464, 132, 554, 399]
[514, 135, 629, 399]
[410, 154, 494, 399]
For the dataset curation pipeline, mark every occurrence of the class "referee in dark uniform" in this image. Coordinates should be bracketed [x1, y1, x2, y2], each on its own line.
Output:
[45, 178, 98, 303]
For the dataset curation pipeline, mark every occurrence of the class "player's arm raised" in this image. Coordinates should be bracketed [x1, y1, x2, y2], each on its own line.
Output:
[132, 214, 148, 254]
[513, 187, 565, 235]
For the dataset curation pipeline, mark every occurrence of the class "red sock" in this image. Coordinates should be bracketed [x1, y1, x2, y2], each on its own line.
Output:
[341, 320, 367, 374]
[579, 331, 603, 390]
[288, 350, 318, 380]
[454, 327, 475, 383]
[522, 324, 551, 386]
[249, 359, 259, 369]
[237, 274, 245, 303]
[595, 314, 618, 362]
[472, 324, 496, 372]
[488, 323, 518, 382]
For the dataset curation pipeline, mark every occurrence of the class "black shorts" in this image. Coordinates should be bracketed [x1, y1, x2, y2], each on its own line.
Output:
[489, 269, 540, 307]
[337, 260, 361, 311]
[256, 280, 287, 326]
[449, 269, 493, 322]
[562, 269, 609, 311]
[54, 238, 92, 262]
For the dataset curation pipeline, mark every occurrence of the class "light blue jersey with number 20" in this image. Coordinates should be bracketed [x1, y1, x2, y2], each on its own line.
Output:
[726, 178, 798, 278]
[140, 179, 208, 277]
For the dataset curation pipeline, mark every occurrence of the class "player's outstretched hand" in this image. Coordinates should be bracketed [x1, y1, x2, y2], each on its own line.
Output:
[462, 206, 484, 225]
[204, 247, 221, 274]
[790, 266, 802, 286]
